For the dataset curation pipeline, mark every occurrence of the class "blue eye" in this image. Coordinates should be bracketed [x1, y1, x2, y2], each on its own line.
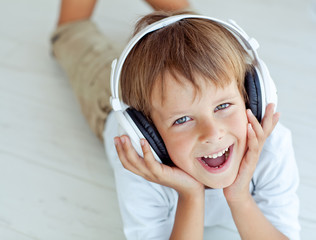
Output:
[174, 116, 192, 125]
[215, 103, 230, 112]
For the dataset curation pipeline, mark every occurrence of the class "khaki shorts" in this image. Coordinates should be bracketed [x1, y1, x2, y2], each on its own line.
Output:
[51, 20, 120, 141]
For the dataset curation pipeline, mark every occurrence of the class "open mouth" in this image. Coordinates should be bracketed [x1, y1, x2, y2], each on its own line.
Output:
[197, 144, 233, 172]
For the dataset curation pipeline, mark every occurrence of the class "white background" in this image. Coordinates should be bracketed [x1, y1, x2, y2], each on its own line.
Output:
[0, 0, 315, 239]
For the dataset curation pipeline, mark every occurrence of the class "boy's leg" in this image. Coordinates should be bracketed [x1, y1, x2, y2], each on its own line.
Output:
[51, 20, 119, 141]
[51, 0, 192, 141]
[57, 0, 97, 26]
[51, 0, 120, 141]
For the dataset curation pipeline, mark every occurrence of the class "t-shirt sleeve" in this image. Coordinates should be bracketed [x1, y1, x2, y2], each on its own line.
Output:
[112, 165, 176, 239]
[252, 124, 300, 240]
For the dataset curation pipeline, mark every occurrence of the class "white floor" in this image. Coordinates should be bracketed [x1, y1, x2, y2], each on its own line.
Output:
[0, 0, 315, 239]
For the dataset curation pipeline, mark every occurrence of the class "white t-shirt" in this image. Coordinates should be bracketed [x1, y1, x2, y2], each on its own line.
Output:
[103, 111, 300, 240]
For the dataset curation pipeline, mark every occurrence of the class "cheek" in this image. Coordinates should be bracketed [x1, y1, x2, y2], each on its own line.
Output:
[164, 136, 186, 159]
[161, 132, 194, 167]
[231, 111, 248, 150]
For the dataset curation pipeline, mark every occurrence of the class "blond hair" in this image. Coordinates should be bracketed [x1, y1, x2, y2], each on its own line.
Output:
[121, 11, 251, 119]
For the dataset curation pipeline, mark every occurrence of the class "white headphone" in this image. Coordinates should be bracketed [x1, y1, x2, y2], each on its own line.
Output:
[110, 14, 278, 165]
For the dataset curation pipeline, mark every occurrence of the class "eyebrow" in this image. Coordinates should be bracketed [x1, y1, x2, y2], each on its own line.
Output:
[214, 94, 239, 105]
[165, 110, 188, 121]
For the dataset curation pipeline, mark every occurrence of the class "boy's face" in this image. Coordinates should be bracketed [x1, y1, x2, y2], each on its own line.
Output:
[150, 72, 248, 189]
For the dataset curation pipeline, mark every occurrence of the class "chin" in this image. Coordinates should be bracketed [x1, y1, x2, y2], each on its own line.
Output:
[204, 173, 237, 189]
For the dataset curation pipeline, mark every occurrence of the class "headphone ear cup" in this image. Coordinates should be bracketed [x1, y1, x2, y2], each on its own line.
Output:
[126, 108, 174, 166]
[245, 68, 262, 122]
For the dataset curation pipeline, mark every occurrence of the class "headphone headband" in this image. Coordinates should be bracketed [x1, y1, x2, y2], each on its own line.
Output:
[110, 14, 262, 111]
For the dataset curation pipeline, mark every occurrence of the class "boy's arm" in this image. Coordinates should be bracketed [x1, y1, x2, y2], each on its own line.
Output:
[170, 188, 204, 240]
[228, 196, 288, 240]
[115, 137, 204, 240]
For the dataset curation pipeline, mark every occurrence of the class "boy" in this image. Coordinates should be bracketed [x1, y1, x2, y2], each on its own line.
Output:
[52, 0, 300, 239]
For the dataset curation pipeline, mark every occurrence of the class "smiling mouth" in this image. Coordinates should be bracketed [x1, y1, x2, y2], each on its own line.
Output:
[198, 145, 232, 169]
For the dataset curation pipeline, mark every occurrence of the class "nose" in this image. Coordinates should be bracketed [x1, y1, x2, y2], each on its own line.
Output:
[198, 117, 224, 144]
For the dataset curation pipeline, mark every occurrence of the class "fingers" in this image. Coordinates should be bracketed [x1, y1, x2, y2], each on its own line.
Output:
[261, 103, 280, 136]
[247, 103, 280, 142]
[244, 123, 260, 169]
[246, 123, 259, 153]
[114, 136, 144, 176]
[226, 104, 280, 198]
[115, 136, 203, 193]
[230, 123, 258, 194]
[246, 109, 263, 140]
[244, 104, 277, 165]
[114, 136, 164, 183]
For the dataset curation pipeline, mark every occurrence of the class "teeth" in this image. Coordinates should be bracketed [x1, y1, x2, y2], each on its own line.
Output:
[203, 147, 229, 159]
[201, 147, 231, 169]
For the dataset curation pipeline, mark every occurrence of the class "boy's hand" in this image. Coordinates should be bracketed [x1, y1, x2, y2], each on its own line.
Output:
[114, 136, 204, 196]
[223, 103, 280, 203]
[115, 136, 205, 240]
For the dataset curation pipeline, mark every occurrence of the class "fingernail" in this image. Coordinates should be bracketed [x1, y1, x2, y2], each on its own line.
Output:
[140, 139, 145, 146]
[247, 109, 253, 115]
[114, 138, 119, 146]
[248, 123, 253, 130]
[120, 136, 125, 144]
[268, 103, 275, 110]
